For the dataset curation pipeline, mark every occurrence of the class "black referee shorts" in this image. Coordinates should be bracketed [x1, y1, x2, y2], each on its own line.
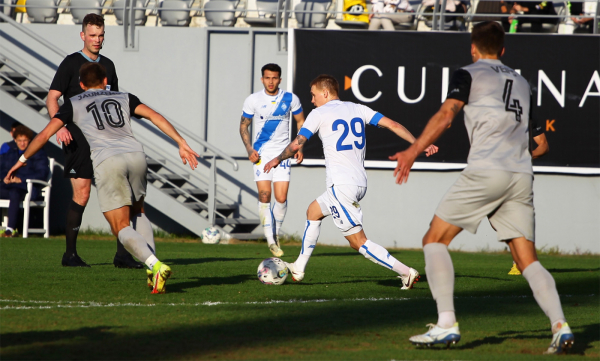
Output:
[63, 123, 94, 179]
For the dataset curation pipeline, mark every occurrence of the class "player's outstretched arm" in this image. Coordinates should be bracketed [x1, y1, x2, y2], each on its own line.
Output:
[4, 118, 64, 183]
[239, 116, 259, 163]
[377, 117, 439, 156]
[389, 98, 464, 184]
[134, 104, 199, 170]
[293, 112, 306, 164]
[532, 133, 549, 159]
[263, 135, 307, 174]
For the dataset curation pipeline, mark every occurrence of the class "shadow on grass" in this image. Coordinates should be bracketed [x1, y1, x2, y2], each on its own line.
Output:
[492, 322, 599, 355]
[162, 257, 260, 266]
[547, 268, 600, 273]
[167, 274, 256, 292]
[5, 297, 597, 360]
[1, 326, 118, 347]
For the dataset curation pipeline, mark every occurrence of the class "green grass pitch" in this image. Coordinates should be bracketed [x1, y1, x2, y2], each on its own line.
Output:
[1, 237, 598, 360]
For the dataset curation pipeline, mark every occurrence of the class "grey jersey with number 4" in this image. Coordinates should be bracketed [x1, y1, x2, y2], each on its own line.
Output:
[55, 90, 145, 168]
[447, 59, 533, 175]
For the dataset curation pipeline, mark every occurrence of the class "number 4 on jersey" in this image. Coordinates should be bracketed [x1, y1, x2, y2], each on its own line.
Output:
[502, 79, 523, 122]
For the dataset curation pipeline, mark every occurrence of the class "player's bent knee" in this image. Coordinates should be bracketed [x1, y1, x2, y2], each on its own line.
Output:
[258, 192, 271, 203]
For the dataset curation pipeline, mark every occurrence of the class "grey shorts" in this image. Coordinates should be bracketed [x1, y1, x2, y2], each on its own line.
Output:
[435, 170, 535, 242]
[94, 152, 148, 212]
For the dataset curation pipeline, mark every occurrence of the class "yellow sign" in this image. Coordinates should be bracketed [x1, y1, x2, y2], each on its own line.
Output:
[15, 0, 27, 13]
[342, 0, 369, 23]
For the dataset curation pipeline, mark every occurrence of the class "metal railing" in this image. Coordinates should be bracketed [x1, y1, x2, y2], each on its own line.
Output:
[3, 0, 599, 34]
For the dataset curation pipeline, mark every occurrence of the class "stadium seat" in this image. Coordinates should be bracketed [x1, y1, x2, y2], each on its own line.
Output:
[25, 0, 60, 23]
[0, 158, 54, 238]
[204, 0, 238, 26]
[70, 0, 106, 24]
[393, 0, 420, 30]
[420, 0, 472, 31]
[518, 1, 565, 33]
[243, 0, 280, 27]
[114, 0, 150, 25]
[159, 0, 194, 26]
[295, 0, 331, 28]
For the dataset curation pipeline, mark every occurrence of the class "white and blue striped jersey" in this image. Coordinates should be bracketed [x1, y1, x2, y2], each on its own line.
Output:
[242, 89, 303, 160]
[298, 100, 383, 187]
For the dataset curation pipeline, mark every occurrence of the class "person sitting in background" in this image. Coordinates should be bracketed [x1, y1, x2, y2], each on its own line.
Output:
[368, 0, 414, 30]
[570, 0, 598, 33]
[0, 121, 23, 155]
[421, 0, 468, 30]
[0, 125, 50, 237]
[509, 1, 558, 32]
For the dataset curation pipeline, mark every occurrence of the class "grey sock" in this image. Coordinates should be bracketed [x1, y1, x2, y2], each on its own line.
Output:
[132, 213, 155, 254]
[117, 226, 153, 262]
[424, 243, 455, 314]
[522, 261, 566, 324]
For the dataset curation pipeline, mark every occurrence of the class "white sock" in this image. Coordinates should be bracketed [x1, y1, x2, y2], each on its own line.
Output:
[551, 319, 567, 334]
[423, 243, 455, 318]
[522, 261, 566, 326]
[117, 226, 153, 264]
[272, 201, 287, 237]
[358, 240, 403, 272]
[144, 254, 159, 270]
[258, 202, 275, 246]
[392, 258, 411, 276]
[438, 311, 457, 329]
[295, 220, 321, 272]
[132, 213, 155, 254]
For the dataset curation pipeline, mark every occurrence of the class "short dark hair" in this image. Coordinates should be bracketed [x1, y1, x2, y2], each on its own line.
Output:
[11, 121, 22, 131]
[79, 62, 107, 88]
[310, 74, 339, 97]
[82, 13, 104, 33]
[471, 21, 504, 57]
[261, 63, 282, 77]
[13, 125, 33, 140]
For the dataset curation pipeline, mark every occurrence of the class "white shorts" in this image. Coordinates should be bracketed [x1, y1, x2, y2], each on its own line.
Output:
[435, 170, 535, 242]
[254, 158, 291, 182]
[94, 152, 147, 212]
[317, 184, 367, 236]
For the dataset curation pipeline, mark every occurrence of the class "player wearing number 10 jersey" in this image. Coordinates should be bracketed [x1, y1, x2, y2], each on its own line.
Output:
[5, 62, 200, 294]
[264, 75, 438, 288]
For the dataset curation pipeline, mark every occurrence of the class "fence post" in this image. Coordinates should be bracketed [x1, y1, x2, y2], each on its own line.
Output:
[208, 155, 217, 226]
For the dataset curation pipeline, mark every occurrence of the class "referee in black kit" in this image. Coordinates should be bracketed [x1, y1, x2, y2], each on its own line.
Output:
[46, 13, 142, 268]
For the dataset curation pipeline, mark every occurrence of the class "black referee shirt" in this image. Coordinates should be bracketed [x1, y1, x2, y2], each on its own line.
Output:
[50, 52, 119, 100]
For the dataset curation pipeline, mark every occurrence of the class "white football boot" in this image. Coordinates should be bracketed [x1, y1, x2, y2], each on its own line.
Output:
[544, 322, 574, 354]
[409, 323, 461, 347]
[284, 262, 305, 282]
[399, 268, 420, 290]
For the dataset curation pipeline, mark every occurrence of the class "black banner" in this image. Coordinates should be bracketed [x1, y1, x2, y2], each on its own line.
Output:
[293, 30, 600, 172]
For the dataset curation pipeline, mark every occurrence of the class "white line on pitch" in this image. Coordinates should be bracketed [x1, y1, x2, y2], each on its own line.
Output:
[0, 294, 595, 310]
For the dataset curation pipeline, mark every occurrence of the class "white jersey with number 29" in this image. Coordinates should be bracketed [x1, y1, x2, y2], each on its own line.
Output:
[298, 100, 383, 188]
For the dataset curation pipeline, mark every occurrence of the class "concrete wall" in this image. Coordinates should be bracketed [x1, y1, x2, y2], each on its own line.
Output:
[1, 23, 598, 253]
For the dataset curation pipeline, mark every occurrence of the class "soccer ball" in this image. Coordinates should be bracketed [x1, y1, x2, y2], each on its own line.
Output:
[257, 257, 288, 285]
[201, 227, 221, 244]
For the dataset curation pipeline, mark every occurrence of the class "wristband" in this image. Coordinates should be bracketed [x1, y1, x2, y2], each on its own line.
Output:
[19, 154, 27, 163]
